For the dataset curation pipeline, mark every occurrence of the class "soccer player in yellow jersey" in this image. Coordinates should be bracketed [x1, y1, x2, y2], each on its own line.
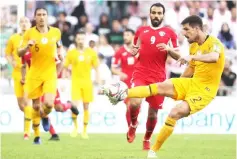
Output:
[104, 15, 225, 158]
[64, 31, 100, 139]
[5, 17, 32, 140]
[18, 8, 62, 144]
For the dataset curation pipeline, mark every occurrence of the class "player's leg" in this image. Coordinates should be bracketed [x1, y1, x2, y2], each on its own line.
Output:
[14, 78, 32, 139]
[41, 79, 57, 131]
[126, 79, 145, 143]
[32, 98, 41, 144]
[48, 118, 60, 141]
[23, 97, 32, 140]
[127, 97, 142, 143]
[54, 89, 79, 114]
[148, 79, 213, 158]
[70, 82, 82, 137]
[127, 79, 177, 99]
[81, 102, 89, 139]
[81, 83, 93, 139]
[144, 95, 164, 150]
[124, 98, 131, 127]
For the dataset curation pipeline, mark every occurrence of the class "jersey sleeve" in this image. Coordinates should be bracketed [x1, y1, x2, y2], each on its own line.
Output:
[133, 27, 143, 46]
[64, 50, 72, 67]
[209, 41, 223, 54]
[5, 36, 14, 56]
[168, 30, 179, 49]
[111, 50, 121, 67]
[91, 50, 99, 68]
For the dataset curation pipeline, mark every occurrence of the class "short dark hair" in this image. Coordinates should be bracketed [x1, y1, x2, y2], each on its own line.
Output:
[59, 11, 67, 17]
[181, 15, 203, 30]
[34, 7, 48, 16]
[150, 3, 165, 14]
[76, 30, 86, 36]
[124, 28, 135, 35]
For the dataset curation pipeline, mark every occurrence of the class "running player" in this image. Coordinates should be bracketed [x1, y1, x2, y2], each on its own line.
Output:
[105, 15, 225, 158]
[18, 8, 62, 143]
[64, 31, 100, 139]
[5, 17, 32, 140]
[111, 28, 137, 127]
[21, 45, 79, 142]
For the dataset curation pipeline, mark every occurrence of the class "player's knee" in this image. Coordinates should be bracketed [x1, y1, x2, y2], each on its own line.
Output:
[130, 98, 142, 107]
[83, 103, 89, 110]
[169, 107, 183, 120]
[54, 104, 61, 112]
[157, 80, 174, 97]
[44, 100, 54, 108]
[18, 103, 25, 111]
[148, 108, 158, 118]
[169, 106, 189, 120]
[33, 103, 40, 111]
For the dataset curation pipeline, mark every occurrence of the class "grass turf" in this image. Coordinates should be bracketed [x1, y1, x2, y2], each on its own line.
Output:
[1, 134, 236, 159]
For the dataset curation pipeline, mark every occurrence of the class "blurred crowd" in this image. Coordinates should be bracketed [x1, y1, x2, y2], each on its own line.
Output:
[1, 0, 236, 96]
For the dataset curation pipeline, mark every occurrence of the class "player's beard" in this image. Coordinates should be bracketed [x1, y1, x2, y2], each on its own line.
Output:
[151, 18, 162, 27]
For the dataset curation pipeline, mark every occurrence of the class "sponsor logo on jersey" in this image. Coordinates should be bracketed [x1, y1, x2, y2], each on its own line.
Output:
[159, 31, 165, 36]
[144, 30, 149, 33]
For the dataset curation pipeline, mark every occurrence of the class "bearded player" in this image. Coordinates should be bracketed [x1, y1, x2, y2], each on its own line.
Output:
[120, 3, 180, 150]
[18, 8, 62, 144]
[105, 15, 225, 158]
[111, 28, 137, 127]
[5, 17, 32, 140]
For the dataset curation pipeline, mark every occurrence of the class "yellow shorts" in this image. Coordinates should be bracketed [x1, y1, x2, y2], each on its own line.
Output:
[13, 78, 24, 98]
[71, 82, 93, 102]
[25, 78, 57, 99]
[171, 78, 214, 114]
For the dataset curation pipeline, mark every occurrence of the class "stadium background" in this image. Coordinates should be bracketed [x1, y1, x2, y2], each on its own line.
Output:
[0, 1, 236, 159]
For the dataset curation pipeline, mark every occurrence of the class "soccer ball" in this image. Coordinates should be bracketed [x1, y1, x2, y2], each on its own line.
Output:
[104, 81, 128, 104]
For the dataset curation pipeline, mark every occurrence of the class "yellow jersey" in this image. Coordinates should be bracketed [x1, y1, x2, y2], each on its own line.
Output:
[21, 26, 61, 80]
[5, 33, 23, 79]
[189, 35, 225, 97]
[64, 48, 99, 83]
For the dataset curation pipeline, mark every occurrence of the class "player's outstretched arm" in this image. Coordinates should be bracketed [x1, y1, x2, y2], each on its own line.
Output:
[191, 52, 220, 63]
[156, 43, 180, 60]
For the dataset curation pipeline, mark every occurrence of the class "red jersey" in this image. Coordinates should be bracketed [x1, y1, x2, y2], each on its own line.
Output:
[21, 51, 31, 67]
[112, 45, 137, 87]
[133, 26, 178, 82]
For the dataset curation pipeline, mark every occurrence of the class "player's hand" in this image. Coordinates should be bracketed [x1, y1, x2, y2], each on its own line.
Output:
[11, 60, 17, 68]
[119, 72, 128, 80]
[156, 43, 171, 52]
[27, 40, 35, 47]
[177, 55, 193, 66]
[131, 45, 139, 56]
[20, 78, 25, 85]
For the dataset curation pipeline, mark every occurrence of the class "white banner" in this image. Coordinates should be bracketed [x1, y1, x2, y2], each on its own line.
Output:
[0, 95, 236, 134]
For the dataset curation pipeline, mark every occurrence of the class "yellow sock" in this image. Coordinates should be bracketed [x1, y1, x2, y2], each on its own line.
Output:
[24, 106, 32, 135]
[152, 117, 177, 152]
[72, 113, 78, 130]
[83, 110, 89, 134]
[127, 83, 158, 98]
[42, 105, 52, 117]
[32, 109, 41, 137]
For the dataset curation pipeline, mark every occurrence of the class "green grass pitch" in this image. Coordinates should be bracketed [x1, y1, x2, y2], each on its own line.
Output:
[1, 134, 236, 159]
